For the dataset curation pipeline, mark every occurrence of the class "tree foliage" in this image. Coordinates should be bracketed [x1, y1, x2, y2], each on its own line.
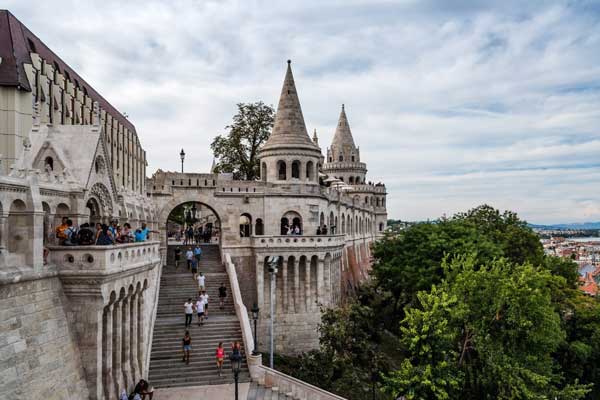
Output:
[281, 205, 600, 399]
[210, 101, 275, 180]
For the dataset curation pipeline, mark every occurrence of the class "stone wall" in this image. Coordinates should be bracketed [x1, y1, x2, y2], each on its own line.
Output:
[0, 275, 89, 400]
[257, 313, 321, 355]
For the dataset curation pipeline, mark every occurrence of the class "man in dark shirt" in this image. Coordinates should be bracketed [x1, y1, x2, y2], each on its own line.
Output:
[219, 283, 227, 310]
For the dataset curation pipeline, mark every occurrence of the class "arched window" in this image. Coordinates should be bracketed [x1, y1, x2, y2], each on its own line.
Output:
[356, 176, 361, 184]
[261, 163, 267, 182]
[255, 218, 264, 235]
[306, 161, 314, 181]
[349, 177, 354, 185]
[277, 161, 287, 180]
[291, 160, 300, 179]
[338, 154, 343, 162]
[342, 214, 346, 234]
[329, 211, 334, 230]
[239, 214, 251, 237]
[320, 212, 325, 228]
[335, 216, 338, 234]
[379, 222, 384, 232]
[351, 154, 355, 162]
[44, 156, 54, 171]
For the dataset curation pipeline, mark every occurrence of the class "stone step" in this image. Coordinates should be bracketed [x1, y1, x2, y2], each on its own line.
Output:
[148, 246, 248, 389]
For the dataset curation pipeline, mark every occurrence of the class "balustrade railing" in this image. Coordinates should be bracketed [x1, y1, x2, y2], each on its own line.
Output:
[252, 234, 346, 248]
[48, 240, 161, 274]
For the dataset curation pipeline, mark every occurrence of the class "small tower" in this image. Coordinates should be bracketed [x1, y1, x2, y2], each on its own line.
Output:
[258, 61, 322, 184]
[323, 104, 367, 185]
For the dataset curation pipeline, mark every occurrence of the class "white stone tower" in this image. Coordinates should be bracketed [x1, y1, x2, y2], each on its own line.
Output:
[258, 60, 322, 184]
[323, 104, 367, 185]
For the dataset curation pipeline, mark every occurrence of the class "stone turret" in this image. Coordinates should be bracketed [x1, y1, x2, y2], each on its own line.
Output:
[323, 104, 367, 185]
[258, 61, 322, 184]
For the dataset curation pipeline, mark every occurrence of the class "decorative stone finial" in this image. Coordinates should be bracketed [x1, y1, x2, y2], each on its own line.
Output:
[287, 59, 291, 65]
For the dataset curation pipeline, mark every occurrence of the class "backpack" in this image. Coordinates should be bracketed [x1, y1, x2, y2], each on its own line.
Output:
[66, 227, 79, 245]
[78, 228, 95, 245]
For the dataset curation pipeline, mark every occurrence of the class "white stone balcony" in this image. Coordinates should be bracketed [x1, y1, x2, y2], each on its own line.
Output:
[252, 234, 345, 250]
[48, 240, 161, 276]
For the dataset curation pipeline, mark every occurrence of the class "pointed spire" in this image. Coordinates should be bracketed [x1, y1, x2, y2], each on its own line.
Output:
[331, 104, 356, 150]
[312, 129, 319, 146]
[210, 157, 216, 173]
[262, 60, 319, 151]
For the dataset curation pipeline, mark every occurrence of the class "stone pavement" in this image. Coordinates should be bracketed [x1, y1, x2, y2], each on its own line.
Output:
[153, 382, 250, 399]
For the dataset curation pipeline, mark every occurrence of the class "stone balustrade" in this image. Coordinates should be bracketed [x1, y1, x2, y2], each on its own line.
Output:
[257, 366, 347, 400]
[253, 234, 345, 249]
[48, 240, 161, 275]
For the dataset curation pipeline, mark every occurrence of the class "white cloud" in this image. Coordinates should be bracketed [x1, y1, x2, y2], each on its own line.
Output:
[6, 0, 600, 223]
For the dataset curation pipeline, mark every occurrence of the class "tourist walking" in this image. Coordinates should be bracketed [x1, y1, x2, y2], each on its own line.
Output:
[216, 342, 225, 377]
[184, 298, 194, 327]
[193, 245, 202, 265]
[195, 295, 205, 326]
[174, 247, 182, 270]
[218, 283, 227, 310]
[201, 290, 209, 319]
[197, 272, 206, 292]
[186, 247, 194, 270]
[182, 331, 192, 364]
[191, 258, 199, 280]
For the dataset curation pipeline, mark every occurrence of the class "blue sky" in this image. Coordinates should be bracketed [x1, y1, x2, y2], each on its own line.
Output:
[7, 0, 600, 224]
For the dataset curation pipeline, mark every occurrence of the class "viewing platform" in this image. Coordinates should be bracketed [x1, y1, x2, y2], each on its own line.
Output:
[48, 241, 161, 276]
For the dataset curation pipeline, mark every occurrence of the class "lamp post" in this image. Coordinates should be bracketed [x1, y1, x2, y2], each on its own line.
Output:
[179, 148, 185, 173]
[251, 303, 259, 355]
[267, 256, 279, 369]
[230, 352, 242, 400]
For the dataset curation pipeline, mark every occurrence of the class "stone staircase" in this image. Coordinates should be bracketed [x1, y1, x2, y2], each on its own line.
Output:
[148, 244, 250, 388]
[247, 382, 295, 400]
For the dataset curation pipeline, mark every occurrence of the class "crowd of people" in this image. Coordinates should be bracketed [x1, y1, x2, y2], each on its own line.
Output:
[55, 217, 159, 246]
[281, 223, 302, 235]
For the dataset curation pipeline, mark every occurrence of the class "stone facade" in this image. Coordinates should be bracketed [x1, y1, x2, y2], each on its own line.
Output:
[0, 276, 89, 400]
[0, 10, 389, 399]
[148, 62, 387, 353]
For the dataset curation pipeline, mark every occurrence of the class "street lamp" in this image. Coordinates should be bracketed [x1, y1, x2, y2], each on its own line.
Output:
[267, 256, 279, 369]
[251, 303, 260, 355]
[230, 352, 242, 400]
[179, 148, 185, 173]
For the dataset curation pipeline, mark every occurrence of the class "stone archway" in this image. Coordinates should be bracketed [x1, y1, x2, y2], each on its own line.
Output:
[159, 195, 225, 267]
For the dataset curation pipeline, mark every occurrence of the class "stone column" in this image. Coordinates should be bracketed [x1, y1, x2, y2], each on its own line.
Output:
[137, 289, 145, 377]
[293, 258, 300, 313]
[256, 257, 264, 310]
[304, 259, 311, 312]
[130, 291, 139, 384]
[103, 304, 115, 400]
[121, 294, 132, 390]
[282, 258, 288, 313]
[112, 298, 124, 395]
[0, 212, 8, 257]
[317, 258, 324, 308]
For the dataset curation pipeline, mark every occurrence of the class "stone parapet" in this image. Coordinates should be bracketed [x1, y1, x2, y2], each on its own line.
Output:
[48, 241, 161, 277]
[252, 234, 345, 251]
[256, 366, 347, 400]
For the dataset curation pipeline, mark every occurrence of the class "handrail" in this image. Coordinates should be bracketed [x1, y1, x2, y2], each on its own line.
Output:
[258, 365, 347, 400]
[223, 253, 255, 355]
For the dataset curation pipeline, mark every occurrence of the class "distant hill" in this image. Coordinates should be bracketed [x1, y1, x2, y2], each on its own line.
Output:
[529, 222, 600, 230]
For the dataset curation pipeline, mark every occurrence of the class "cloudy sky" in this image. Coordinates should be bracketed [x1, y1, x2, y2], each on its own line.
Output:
[7, 1, 600, 223]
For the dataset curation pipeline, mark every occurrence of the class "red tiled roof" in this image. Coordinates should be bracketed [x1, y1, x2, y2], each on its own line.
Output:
[581, 272, 598, 297]
[0, 10, 136, 133]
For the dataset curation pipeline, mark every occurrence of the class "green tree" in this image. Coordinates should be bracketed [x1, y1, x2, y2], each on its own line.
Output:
[210, 101, 275, 180]
[384, 256, 590, 400]
[372, 205, 544, 326]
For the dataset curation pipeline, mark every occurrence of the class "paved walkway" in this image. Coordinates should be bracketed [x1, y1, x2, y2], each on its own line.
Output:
[154, 382, 250, 399]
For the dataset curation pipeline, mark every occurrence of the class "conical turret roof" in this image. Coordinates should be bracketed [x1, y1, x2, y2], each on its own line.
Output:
[261, 61, 320, 151]
[331, 104, 356, 150]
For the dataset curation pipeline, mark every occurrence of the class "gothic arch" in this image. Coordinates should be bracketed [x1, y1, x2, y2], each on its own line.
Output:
[87, 182, 114, 217]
